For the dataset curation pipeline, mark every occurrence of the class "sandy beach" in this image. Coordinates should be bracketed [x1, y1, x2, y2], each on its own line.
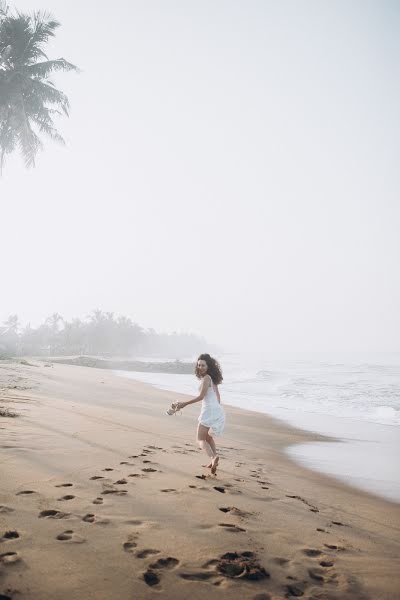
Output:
[0, 360, 399, 600]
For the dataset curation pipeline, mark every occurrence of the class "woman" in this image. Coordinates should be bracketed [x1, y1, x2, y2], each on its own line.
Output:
[174, 354, 225, 475]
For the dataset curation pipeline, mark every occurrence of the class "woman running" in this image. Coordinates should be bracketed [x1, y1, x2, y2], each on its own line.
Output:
[174, 353, 225, 474]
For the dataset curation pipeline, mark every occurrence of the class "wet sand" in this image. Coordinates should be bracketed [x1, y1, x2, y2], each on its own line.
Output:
[0, 360, 399, 600]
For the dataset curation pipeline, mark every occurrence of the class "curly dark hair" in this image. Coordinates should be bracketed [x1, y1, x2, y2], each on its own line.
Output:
[195, 353, 223, 385]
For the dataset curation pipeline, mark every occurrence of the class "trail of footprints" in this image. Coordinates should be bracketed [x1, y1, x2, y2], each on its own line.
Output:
[1, 443, 360, 599]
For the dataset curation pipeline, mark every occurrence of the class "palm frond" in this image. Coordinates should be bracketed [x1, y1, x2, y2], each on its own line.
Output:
[17, 124, 42, 168]
[29, 79, 70, 114]
[32, 115, 65, 144]
[1, 15, 31, 66]
[0, 111, 16, 173]
[21, 11, 60, 63]
[5, 98, 42, 168]
[0, 1, 9, 18]
[26, 58, 78, 79]
[29, 103, 65, 144]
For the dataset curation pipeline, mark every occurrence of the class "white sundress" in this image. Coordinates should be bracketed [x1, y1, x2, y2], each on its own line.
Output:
[197, 375, 225, 437]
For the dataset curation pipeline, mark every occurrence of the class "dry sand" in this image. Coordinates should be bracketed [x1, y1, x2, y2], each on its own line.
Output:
[0, 360, 399, 600]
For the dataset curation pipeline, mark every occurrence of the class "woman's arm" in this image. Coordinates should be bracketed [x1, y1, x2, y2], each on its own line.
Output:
[178, 377, 210, 409]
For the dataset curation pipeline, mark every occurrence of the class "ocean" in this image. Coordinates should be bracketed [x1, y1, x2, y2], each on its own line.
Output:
[115, 351, 400, 503]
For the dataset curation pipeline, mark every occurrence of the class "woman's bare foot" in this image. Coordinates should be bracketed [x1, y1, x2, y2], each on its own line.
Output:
[202, 462, 212, 468]
[211, 455, 219, 475]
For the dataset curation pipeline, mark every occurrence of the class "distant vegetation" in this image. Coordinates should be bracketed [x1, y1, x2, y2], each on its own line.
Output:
[0, 1, 77, 171]
[0, 311, 212, 359]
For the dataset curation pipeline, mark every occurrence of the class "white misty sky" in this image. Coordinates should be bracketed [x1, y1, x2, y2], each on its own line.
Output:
[1, 0, 399, 353]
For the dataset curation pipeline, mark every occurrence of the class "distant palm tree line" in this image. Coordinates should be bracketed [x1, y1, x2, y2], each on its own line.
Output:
[0, 311, 209, 358]
[0, 1, 77, 172]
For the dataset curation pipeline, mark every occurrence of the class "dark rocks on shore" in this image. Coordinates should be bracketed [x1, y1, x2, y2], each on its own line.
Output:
[48, 356, 195, 375]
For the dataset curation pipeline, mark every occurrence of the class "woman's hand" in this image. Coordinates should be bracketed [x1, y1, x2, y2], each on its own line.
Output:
[176, 401, 186, 410]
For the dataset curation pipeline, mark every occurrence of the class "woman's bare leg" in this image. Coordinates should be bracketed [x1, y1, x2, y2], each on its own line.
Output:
[197, 424, 216, 460]
[207, 434, 217, 455]
[202, 434, 217, 467]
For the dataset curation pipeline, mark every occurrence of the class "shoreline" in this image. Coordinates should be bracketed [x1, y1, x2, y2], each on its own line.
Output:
[0, 360, 399, 599]
[115, 369, 400, 504]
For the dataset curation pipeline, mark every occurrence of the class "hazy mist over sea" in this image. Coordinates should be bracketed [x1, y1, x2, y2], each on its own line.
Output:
[1, 1, 399, 358]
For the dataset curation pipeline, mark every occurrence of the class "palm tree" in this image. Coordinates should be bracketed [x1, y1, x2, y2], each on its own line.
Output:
[2, 313, 20, 333]
[0, 1, 77, 172]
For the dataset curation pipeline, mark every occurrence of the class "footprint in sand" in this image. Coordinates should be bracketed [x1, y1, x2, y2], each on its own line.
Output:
[149, 557, 179, 570]
[143, 570, 160, 586]
[102, 468, 114, 472]
[1, 531, 20, 541]
[218, 523, 246, 532]
[302, 548, 322, 557]
[129, 455, 139, 458]
[324, 543, 346, 551]
[180, 551, 269, 583]
[179, 572, 216, 581]
[0, 551, 21, 565]
[57, 495, 75, 501]
[39, 509, 70, 519]
[55, 483, 73, 487]
[114, 479, 128, 485]
[161, 489, 176, 493]
[136, 549, 160, 558]
[90, 476, 104, 480]
[286, 495, 319, 513]
[286, 582, 306, 597]
[214, 486, 226, 494]
[82, 513, 109, 525]
[216, 551, 269, 580]
[202, 559, 219, 568]
[56, 530, 85, 543]
[128, 474, 142, 478]
[142, 557, 179, 587]
[101, 488, 127, 496]
[0, 506, 14, 513]
[142, 468, 157, 473]
[308, 567, 326, 582]
[320, 560, 334, 567]
[16, 490, 36, 495]
[82, 514, 96, 523]
[92, 497, 104, 505]
[123, 533, 139, 553]
[219, 506, 250, 516]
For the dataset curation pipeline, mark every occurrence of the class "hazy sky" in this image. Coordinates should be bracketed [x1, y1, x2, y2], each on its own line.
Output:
[1, 0, 399, 353]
